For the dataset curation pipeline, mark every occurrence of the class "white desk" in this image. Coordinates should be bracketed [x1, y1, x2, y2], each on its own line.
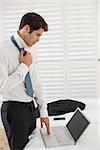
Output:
[0, 98, 100, 150]
[24, 107, 100, 150]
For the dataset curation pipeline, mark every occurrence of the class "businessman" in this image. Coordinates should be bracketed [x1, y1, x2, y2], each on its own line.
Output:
[0, 12, 50, 150]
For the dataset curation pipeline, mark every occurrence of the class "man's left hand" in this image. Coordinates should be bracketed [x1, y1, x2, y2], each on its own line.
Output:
[40, 117, 50, 135]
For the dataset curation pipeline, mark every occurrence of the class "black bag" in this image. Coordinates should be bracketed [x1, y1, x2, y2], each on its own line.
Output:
[35, 99, 86, 117]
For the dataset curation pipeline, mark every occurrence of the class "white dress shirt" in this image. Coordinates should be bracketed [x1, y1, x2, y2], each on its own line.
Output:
[0, 32, 48, 118]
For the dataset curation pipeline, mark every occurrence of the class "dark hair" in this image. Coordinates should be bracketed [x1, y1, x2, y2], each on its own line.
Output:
[19, 12, 48, 33]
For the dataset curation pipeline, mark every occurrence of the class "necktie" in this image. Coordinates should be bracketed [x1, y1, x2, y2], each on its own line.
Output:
[11, 35, 34, 97]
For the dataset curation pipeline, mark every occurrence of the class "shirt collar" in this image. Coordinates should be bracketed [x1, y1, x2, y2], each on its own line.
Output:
[13, 32, 32, 52]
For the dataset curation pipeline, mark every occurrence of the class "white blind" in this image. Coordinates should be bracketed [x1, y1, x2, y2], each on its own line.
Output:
[34, 4, 65, 101]
[0, 0, 97, 102]
[65, 0, 97, 98]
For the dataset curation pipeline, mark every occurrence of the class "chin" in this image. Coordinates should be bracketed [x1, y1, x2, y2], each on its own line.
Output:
[32, 43, 36, 46]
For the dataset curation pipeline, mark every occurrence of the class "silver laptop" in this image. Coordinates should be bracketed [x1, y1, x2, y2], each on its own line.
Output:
[40, 108, 90, 148]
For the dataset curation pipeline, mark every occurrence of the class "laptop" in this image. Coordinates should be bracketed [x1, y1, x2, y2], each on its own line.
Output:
[40, 108, 90, 148]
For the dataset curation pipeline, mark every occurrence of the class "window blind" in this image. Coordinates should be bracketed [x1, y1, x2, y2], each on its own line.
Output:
[33, 3, 65, 101]
[65, 0, 97, 98]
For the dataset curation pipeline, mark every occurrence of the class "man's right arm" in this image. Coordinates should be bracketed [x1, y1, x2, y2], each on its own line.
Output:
[0, 62, 28, 95]
[0, 51, 32, 96]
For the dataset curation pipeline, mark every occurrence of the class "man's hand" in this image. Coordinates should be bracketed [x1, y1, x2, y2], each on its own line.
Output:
[40, 117, 51, 135]
[19, 51, 32, 67]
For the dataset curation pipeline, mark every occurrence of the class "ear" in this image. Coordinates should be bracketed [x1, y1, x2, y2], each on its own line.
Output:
[24, 24, 30, 33]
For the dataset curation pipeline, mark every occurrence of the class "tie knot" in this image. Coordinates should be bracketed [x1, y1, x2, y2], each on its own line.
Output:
[19, 47, 24, 51]
[20, 48, 27, 56]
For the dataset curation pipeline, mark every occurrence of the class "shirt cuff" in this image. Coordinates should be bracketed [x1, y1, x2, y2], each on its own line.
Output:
[39, 108, 48, 118]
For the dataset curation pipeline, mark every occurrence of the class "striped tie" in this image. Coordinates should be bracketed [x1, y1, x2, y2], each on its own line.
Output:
[11, 35, 34, 97]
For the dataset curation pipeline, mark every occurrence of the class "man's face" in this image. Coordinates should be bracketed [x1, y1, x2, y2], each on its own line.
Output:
[24, 28, 44, 47]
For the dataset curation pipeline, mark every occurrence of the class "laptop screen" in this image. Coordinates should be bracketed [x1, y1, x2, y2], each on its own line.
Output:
[66, 109, 90, 142]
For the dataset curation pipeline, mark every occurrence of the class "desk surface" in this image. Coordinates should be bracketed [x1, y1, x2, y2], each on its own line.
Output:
[24, 108, 100, 150]
[0, 99, 100, 150]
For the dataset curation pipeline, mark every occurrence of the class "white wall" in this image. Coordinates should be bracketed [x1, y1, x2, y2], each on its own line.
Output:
[97, 0, 100, 98]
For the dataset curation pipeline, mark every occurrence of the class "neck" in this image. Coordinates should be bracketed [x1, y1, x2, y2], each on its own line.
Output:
[17, 30, 29, 47]
[17, 30, 24, 39]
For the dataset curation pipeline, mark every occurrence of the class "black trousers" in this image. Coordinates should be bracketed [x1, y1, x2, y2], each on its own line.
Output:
[1, 101, 36, 150]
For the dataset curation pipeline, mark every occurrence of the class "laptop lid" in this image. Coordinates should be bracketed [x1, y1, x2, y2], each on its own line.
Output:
[66, 108, 90, 144]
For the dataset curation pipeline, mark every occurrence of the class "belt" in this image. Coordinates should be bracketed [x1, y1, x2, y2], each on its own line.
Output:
[3, 100, 35, 108]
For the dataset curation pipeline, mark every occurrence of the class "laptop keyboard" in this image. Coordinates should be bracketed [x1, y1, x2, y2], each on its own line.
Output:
[52, 126, 72, 144]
